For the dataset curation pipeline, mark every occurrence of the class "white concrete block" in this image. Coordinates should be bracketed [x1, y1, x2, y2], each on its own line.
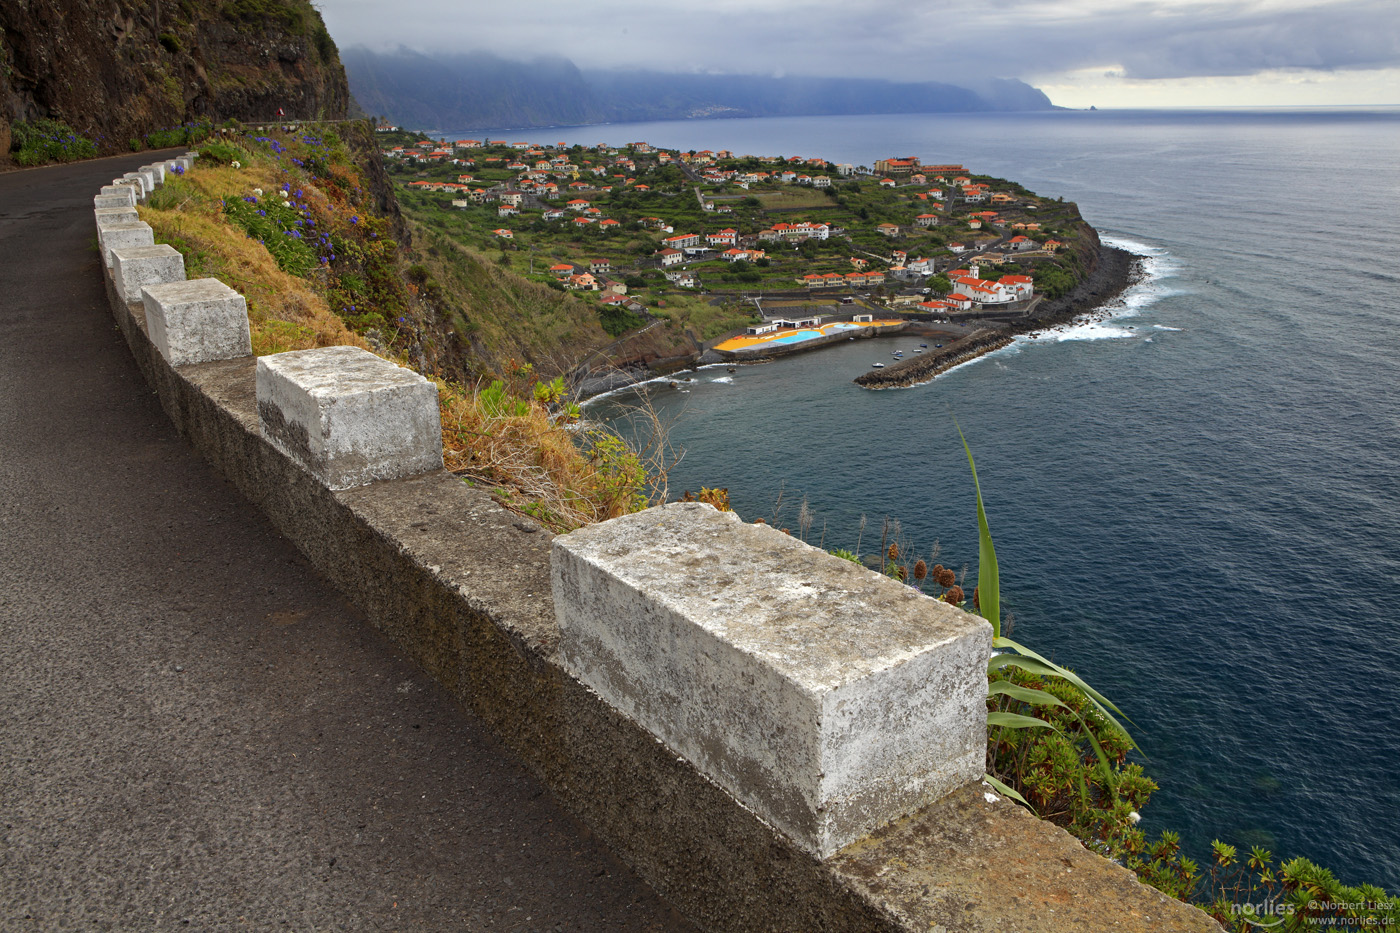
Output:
[256, 346, 444, 489]
[141, 278, 251, 366]
[94, 193, 135, 210]
[110, 179, 144, 201]
[95, 208, 140, 230]
[119, 173, 149, 198]
[141, 163, 166, 185]
[552, 503, 993, 859]
[111, 244, 185, 303]
[99, 222, 155, 268]
[99, 185, 138, 207]
[134, 166, 158, 190]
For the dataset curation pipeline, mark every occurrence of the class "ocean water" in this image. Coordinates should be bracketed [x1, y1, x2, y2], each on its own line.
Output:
[480, 110, 1400, 888]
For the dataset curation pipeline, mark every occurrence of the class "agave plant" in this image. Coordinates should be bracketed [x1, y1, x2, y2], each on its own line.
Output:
[958, 427, 1138, 809]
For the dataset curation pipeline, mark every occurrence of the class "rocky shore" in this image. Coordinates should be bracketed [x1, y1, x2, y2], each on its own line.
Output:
[853, 243, 1139, 389]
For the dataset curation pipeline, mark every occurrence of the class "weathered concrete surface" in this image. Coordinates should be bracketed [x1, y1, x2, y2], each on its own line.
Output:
[1, 150, 695, 933]
[111, 243, 184, 302]
[256, 346, 444, 489]
[142, 278, 252, 366]
[553, 503, 991, 858]
[93, 206, 139, 229]
[118, 171, 150, 198]
[98, 220, 154, 267]
[93, 192, 134, 209]
[833, 783, 1220, 932]
[98, 184, 138, 207]
[79, 152, 1221, 933]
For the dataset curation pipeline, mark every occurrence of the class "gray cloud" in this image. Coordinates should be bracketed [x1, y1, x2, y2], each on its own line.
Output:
[316, 0, 1400, 83]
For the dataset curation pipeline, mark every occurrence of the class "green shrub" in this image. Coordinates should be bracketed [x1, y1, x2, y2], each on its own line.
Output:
[10, 119, 98, 166]
[222, 194, 319, 277]
[158, 31, 181, 53]
[198, 141, 248, 165]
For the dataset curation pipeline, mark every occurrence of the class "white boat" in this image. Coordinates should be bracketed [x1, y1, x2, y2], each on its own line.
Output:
[872, 362, 885, 368]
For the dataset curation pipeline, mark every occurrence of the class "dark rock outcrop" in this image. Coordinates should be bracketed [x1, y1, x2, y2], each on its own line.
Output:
[1, 0, 348, 160]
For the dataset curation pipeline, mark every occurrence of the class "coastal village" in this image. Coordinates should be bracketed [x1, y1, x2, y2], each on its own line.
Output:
[379, 128, 1097, 381]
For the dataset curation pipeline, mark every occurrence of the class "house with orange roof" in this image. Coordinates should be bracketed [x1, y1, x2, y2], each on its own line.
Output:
[915, 213, 938, 227]
[1007, 235, 1038, 252]
[877, 223, 900, 237]
[657, 248, 684, 267]
[549, 263, 575, 278]
[566, 273, 598, 291]
[878, 178, 897, 188]
[566, 199, 590, 211]
[572, 217, 594, 227]
[493, 229, 514, 239]
[998, 274, 1034, 299]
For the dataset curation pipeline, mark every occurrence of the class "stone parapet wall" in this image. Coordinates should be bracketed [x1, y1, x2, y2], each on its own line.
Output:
[89, 161, 1222, 933]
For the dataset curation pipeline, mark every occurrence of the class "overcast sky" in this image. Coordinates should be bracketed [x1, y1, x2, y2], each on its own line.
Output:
[315, 0, 1400, 107]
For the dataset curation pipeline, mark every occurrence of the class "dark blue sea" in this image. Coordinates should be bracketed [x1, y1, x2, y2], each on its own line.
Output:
[479, 109, 1400, 889]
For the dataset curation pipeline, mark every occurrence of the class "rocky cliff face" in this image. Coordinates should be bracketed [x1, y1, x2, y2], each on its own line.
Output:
[1, 0, 348, 158]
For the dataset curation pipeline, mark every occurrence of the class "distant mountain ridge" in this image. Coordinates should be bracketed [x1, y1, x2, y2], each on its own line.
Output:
[342, 47, 1055, 131]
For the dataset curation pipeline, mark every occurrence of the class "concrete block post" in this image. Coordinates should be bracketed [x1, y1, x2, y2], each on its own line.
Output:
[119, 173, 149, 199]
[99, 185, 138, 208]
[134, 166, 158, 191]
[94, 193, 135, 210]
[109, 179, 144, 202]
[141, 163, 166, 186]
[111, 244, 185, 303]
[99, 222, 156, 268]
[552, 503, 993, 859]
[94, 207, 140, 230]
[255, 346, 444, 490]
[141, 279, 252, 366]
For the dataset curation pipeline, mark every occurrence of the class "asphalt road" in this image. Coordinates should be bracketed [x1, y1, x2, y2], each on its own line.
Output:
[0, 153, 695, 931]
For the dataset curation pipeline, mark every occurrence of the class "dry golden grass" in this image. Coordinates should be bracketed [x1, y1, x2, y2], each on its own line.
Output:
[139, 165, 367, 355]
[135, 142, 660, 533]
[435, 377, 653, 531]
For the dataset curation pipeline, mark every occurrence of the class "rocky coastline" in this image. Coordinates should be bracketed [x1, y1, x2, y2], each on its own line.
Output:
[853, 243, 1139, 389]
[574, 241, 1140, 399]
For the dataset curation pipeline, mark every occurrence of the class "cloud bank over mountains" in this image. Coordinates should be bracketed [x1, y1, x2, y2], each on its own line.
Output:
[318, 0, 1399, 97]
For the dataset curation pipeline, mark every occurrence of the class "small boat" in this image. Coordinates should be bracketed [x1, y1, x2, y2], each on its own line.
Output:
[935, 343, 944, 348]
[920, 343, 928, 348]
[872, 362, 885, 368]
[727, 366, 736, 373]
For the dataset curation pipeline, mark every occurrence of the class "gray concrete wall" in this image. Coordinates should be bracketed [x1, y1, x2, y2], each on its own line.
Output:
[89, 165, 1222, 933]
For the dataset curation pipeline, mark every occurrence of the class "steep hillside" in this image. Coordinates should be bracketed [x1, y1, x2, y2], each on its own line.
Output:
[1, 0, 348, 162]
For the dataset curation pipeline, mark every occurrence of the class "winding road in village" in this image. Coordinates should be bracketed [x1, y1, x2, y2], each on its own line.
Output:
[0, 154, 694, 930]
